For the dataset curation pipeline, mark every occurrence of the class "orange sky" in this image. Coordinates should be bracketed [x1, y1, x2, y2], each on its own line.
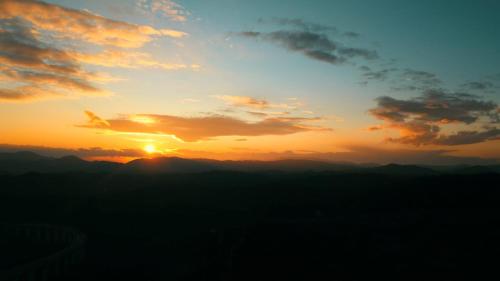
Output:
[1, 0, 499, 164]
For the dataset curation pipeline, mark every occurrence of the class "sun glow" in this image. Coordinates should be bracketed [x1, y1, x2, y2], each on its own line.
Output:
[144, 144, 156, 154]
[130, 115, 156, 124]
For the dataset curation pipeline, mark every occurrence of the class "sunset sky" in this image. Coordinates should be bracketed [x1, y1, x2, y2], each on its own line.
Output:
[1, 0, 499, 164]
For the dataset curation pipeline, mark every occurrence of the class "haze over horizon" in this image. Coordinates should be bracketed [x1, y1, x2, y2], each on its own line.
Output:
[1, 0, 499, 164]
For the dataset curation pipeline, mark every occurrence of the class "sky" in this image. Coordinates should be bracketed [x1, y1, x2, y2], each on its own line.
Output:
[0, 0, 499, 164]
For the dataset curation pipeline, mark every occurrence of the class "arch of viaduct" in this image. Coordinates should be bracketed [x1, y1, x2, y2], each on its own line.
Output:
[0, 224, 86, 281]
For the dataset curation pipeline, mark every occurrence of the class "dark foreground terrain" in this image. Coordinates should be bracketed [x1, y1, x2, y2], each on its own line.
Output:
[1, 156, 500, 280]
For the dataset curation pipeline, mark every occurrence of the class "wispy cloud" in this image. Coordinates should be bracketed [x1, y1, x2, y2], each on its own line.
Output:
[237, 30, 377, 65]
[215, 95, 270, 109]
[215, 95, 301, 110]
[137, 0, 190, 22]
[258, 18, 337, 33]
[236, 18, 376, 65]
[0, 86, 62, 102]
[71, 49, 198, 70]
[460, 80, 499, 93]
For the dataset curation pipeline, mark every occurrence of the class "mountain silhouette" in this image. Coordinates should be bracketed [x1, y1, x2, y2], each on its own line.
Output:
[0, 151, 499, 175]
[369, 163, 438, 175]
[0, 151, 120, 174]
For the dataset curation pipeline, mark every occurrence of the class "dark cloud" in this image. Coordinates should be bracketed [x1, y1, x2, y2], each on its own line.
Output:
[258, 18, 337, 33]
[399, 69, 442, 89]
[369, 90, 500, 145]
[460, 81, 498, 94]
[0, 19, 80, 75]
[343, 31, 360, 39]
[462, 81, 494, 90]
[1, 68, 100, 93]
[338, 47, 377, 60]
[433, 128, 500, 146]
[359, 66, 371, 72]
[359, 67, 443, 91]
[237, 30, 377, 65]
[372, 90, 496, 124]
[0, 86, 61, 101]
[362, 68, 398, 81]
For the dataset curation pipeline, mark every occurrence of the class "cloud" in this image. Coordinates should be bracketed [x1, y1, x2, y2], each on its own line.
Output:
[0, 19, 111, 101]
[259, 18, 361, 39]
[0, 20, 81, 75]
[215, 95, 301, 110]
[433, 128, 500, 145]
[361, 68, 398, 81]
[79, 111, 330, 142]
[0, 68, 101, 93]
[343, 31, 360, 39]
[70, 49, 198, 70]
[236, 30, 377, 65]
[402, 69, 441, 86]
[359, 66, 444, 90]
[460, 81, 498, 93]
[0, 86, 61, 102]
[258, 18, 337, 33]
[0, 1, 194, 102]
[371, 90, 496, 124]
[388, 69, 443, 91]
[369, 89, 500, 145]
[137, 0, 190, 22]
[180, 98, 200, 104]
[84, 110, 110, 127]
[246, 111, 290, 118]
[216, 95, 269, 109]
[0, 0, 186, 48]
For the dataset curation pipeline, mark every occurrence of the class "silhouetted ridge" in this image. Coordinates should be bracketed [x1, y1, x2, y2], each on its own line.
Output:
[0, 151, 49, 161]
[370, 163, 437, 175]
[0, 151, 499, 175]
[0, 151, 118, 174]
[122, 157, 222, 173]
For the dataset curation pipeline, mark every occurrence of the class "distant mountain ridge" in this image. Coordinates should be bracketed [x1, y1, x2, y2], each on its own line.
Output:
[0, 151, 499, 175]
[0, 151, 120, 174]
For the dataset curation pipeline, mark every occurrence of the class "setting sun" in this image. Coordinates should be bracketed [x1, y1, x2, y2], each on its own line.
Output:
[144, 144, 156, 154]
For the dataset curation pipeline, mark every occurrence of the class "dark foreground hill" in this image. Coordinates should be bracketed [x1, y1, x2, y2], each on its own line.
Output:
[1, 168, 500, 280]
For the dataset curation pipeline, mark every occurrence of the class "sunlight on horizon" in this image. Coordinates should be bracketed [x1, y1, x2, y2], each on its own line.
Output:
[144, 144, 157, 154]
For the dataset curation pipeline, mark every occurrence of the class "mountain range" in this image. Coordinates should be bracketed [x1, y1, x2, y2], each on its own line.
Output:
[0, 151, 499, 175]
